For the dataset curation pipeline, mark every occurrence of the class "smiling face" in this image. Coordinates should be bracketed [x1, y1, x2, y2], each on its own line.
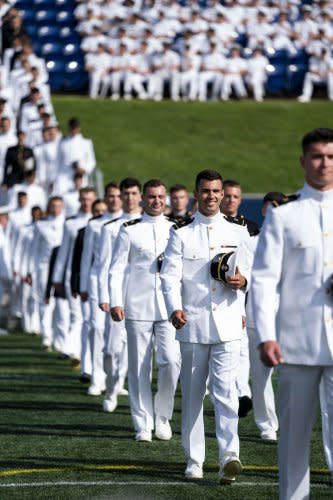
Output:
[300, 142, 333, 191]
[195, 178, 224, 217]
[143, 185, 167, 216]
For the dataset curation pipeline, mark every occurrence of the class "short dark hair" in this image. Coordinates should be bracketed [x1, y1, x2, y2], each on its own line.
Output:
[302, 128, 333, 153]
[48, 195, 63, 204]
[92, 198, 106, 210]
[262, 191, 286, 206]
[143, 179, 166, 194]
[104, 181, 119, 196]
[169, 183, 187, 195]
[223, 179, 241, 190]
[79, 186, 96, 196]
[195, 169, 223, 190]
[119, 177, 141, 192]
[68, 117, 80, 129]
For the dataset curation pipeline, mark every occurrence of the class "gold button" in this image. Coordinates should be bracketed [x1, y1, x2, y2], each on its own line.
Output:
[209, 226, 213, 230]
[210, 246, 215, 250]
[212, 287, 216, 292]
[325, 318, 331, 323]
[324, 232, 330, 237]
[324, 262, 331, 267]
[212, 306, 216, 311]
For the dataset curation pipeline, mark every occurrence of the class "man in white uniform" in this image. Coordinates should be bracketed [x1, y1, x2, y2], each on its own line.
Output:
[53, 117, 96, 194]
[161, 169, 250, 483]
[252, 127, 333, 499]
[98, 177, 142, 412]
[80, 182, 123, 396]
[110, 179, 181, 442]
[52, 187, 96, 362]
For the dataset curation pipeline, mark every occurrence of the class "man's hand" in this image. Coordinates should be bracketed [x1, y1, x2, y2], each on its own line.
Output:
[226, 266, 246, 290]
[80, 291, 88, 302]
[111, 306, 125, 322]
[99, 303, 110, 313]
[259, 341, 284, 367]
[171, 310, 187, 329]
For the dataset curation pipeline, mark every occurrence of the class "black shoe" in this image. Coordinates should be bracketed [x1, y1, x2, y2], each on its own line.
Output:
[238, 396, 253, 418]
[79, 373, 91, 384]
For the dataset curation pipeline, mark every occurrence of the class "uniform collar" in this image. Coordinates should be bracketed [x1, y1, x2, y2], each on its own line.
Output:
[195, 210, 222, 225]
[107, 209, 123, 220]
[142, 212, 165, 223]
[302, 183, 333, 202]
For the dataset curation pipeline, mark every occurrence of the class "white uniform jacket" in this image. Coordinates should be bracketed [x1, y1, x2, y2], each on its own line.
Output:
[252, 183, 333, 365]
[52, 212, 91, 284]
[160, 211, 250, 344]
[98, 211, 141, 306]
[109, 212, 173, 321]
[79, 210, 122, 294]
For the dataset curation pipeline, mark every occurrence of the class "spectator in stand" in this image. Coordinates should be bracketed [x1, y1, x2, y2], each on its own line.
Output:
[246, 46, 269, 102]
[298, 48, 331, 103]
[221, 44, 247, 101]
[85, 43, 112, 99]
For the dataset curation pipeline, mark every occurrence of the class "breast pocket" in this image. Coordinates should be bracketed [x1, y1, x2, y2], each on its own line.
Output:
[183, 248, 208, 282]
[288, 238, 317, 276]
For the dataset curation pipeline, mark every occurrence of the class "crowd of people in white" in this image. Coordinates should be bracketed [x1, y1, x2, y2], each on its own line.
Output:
[77, 0, 333, 101]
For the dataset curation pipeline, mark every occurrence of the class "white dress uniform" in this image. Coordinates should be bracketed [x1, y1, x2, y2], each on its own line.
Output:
[180, 52, 201, 101]
[246, 53, 269, 102]
[148, 48, 181, 101]
[109, 213, 181, 435]
[29, 214, 69, 352]
[198, 51, 225, 101]
[243, 234, 278, 439]
[160, 211, 250, 468]
[85, 50, 112, 99]
[35, 134, 61, 193]
[80, 210, 123, 393]
[53, 212, 92, 360]
[298, 54, 330, 103]
[252, 183, 333, 499]
[222, 55, 248, 101]
[124, 52, 150, 100]
[53, 134, 96, 194]
[0, 221, 12, 329]
[98, 211, 141, 405]
[8, 182, 47, 211]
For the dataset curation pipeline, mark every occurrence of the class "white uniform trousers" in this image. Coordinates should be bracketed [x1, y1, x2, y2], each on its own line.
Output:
[198, 71, 223, 101]
[125, 319, 180, 432]
[300, 73, 326, 101]
[246, 75, 266, 101]
[89, 297, 106, 387]
[180, 340, 241, 465]
[222, 75, 247, 100]
[88, 70, 104, 99]
[124, 74, 148, 100]
[149, 71, 180, 101]
[21, 282, 40, 334]
[80, 300, 92, 376]
[0, 279, 11, 329]
[64, 281, 83, 360]
[104, 314, 128, 398]
[11, 274, 22, 318]
[320, 379, 333, 472]
[278, 364, 333, 500]
[52, 298, 70, 355]
[248, 326, 278, 434]
[236, 327, 252, 398]
[180, 71, 199, 101]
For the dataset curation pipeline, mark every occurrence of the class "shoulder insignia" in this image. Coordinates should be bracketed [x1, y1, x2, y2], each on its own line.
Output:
[272, 193, 300, 207]
[104, 217, 121, 227]
[89, 214, 103, 222]
[123, 218, 142, 227]
[65, 215, 76, 221]
[224, 214, 247, 226]
[172, 217, 194, 230]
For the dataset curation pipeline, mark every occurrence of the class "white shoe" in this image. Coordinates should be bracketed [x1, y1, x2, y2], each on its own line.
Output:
[103, 395, 118, 413]
[87, 384, 105, 396]
[155, 416, 172, 441]
[111, 94, 120, 100]
[153, 94, 162, 101]
[185, 460, 203, 479]
[117, 387, 128, 396]
[135, 430, 152, 442]
[124, 94, 132, 101]
[219, 455, 243, 485]
[297, 95, 310, 103]
[0, 328, 8, 336]
[261, 430, 277, 442]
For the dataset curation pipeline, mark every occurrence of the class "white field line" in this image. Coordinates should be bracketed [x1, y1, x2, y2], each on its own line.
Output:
[0, 481, 330, 489]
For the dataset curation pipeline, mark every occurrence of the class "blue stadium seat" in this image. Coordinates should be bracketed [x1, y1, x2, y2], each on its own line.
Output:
[285, 64, 307, 93]
[41, 42, 63, 57]
[21, 9, 36, 23]
[287, 49, 309, 65]
[63, 42, 81, 58]
[265, 63, 287, 94]
[57, 10, 75, 25]
[25, 23, 39, 39]
[36, 9, 58, 23]
[59, 26, 80, 44]
[34, 0, 56, 7]
[37, 25, 60, 42]
[46, 58, 66, 91]
[63, 60, 88, 90]
[267, 48, 287, 64]
[15, 0, 34, 10]
[32, 41, 42, 56]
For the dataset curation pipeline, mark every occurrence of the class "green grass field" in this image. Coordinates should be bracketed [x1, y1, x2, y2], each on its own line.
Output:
[0, 331, 331, 499]
[53, 97, 333, 193]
